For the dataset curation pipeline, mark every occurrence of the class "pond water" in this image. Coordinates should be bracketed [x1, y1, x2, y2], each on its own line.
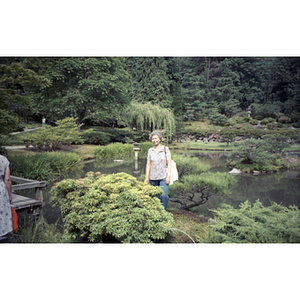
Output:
[18, 150, 300, 224]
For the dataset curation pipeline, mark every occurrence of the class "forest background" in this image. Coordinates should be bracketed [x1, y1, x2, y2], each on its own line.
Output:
[2, 2, 299, 298]
[2, 56, 299, 300]
[1, 56, 300, 137]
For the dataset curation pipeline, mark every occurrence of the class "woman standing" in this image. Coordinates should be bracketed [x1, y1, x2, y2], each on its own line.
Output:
[0, 155, 13, 242]
[144, 131, 171, 210]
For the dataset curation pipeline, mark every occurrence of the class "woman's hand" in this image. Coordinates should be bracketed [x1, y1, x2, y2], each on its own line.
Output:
[166, 175, 171, 185]
[144, 178, 149, 184]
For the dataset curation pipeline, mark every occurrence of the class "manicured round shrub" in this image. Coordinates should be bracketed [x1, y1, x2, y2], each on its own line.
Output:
[249, 118, 259, 125]
[50, 172, 175, 243]
[278, 116, 291, 124]
[81, 130, 112, 145]
[260, 117, 276, 125]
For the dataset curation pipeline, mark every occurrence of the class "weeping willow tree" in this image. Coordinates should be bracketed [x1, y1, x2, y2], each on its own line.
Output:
[126, 101, 175, 139]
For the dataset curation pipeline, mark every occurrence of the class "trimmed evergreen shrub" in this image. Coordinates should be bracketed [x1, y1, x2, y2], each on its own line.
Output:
[249, 118, 259, 125]
[82, 129, 148, 145]
[168, 154, 236, 210]
[21, 117, 84, 151]
[261, 117, 276, 125]
[228, 116, 246, 125]
[50, 172, 175, 243]
[206, 200, 300, 243]
[81, 130, 112, 145]
[278, 116, 291, 124]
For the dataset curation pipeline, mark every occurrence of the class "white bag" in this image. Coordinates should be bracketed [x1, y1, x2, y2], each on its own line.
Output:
[169, 160, 178, 185]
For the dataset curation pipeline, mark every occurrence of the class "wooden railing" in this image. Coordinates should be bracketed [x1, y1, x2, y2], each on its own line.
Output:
[11, 176, 47, 217]
[11, 176, 46, 200]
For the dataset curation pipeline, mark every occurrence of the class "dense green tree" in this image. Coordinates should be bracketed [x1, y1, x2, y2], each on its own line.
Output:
[2, 56, 300, 135]
[211, 58, 241, 117]
[179, 57, 300, 122]
[220, 128, 235, 146]
[231, 139, 273, 164]
[210, 113, 229, 126]
[172, 82, 183, 118]
[132, 57, 172, 108]
[23, 57, 130, 129]
[0, 62, 51, 133]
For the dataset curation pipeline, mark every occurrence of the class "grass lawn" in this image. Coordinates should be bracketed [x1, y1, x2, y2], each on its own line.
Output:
[170, 141, 236, 151]
[60, 144, 98, 160]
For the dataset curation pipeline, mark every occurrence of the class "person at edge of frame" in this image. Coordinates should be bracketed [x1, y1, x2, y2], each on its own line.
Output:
[0, 155, 13, 243]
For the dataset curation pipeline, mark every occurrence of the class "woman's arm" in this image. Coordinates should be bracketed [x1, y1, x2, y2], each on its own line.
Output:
[4, 166, 12, 203]
[166, 157, 172, 185]
[144, 160, 151, 183]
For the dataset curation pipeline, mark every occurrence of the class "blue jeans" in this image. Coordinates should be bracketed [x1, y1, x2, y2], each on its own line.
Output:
[150, 178, 169, 210]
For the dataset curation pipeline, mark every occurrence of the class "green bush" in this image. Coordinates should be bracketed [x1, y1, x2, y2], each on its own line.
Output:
[205, 200, 300, 243]
[81, 130, 112, 145]
[50, 172, 175, 243]
[229, 136, 294, 172]
[94, 143, 134, 158]
[139, 141, 154, 152]
[228, 116, 246, 125]
[109, 130, 135, 144]
[231, 139, 273, 165]
[263, 134, 290, 153]
[210, 113, 229, 126]
[183, 128, 216, 137]
[8, 152, 81, 181]
[82, 129, 148, 145]
[249, 118, 259, 125]
[260, 117, 276, 125]
[237, 111, 250, 119]
[0, 135, 8, 155]
[278, 116, 291, 124]
[233, 123, 245, 130]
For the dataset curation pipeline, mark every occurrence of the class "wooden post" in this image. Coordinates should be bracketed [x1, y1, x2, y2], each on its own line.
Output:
[35, 187, 44, 221]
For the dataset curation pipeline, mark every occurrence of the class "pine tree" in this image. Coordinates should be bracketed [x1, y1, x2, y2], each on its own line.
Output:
[133, 57, 172, 108]
[172, 82, 183, 118]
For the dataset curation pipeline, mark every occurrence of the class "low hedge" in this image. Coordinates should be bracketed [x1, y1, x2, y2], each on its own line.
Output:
[82, 129, 148, 145]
